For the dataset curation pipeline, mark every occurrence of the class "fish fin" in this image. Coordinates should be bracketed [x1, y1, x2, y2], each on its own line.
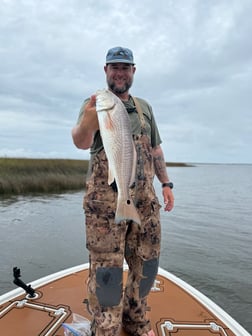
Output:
[130, 145, 137, 186]
[104, 111, 114, 130]
[115, 197, 141, 225]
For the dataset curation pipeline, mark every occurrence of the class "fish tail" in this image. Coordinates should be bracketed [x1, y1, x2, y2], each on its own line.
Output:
[115, 198, 141, 225]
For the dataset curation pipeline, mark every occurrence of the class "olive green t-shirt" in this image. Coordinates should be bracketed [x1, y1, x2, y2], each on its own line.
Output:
[78, 96, 162, 156]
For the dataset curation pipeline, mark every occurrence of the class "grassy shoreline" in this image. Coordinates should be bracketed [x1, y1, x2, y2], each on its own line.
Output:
[0, 158, 190, 196]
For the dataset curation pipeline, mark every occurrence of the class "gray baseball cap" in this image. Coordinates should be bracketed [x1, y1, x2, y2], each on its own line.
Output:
[106, 46, 135, 65]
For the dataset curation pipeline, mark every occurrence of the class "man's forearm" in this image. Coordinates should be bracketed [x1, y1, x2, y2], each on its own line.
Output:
[152, 145, 170, 183]
[72, 124, 94, 149]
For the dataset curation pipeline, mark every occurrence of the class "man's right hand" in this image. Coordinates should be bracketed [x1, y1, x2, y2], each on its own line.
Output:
[71, 94, 99, 150]
[81, 95, 99, 132]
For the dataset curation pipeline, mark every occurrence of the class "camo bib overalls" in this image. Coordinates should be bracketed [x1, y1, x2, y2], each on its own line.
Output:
[83, 98, 161, 336]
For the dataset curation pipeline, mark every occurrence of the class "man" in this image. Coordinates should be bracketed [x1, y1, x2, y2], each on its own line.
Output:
[72, 46, 174, 336]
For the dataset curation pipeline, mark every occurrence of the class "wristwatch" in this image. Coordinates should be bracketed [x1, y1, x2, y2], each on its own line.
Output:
[162, 182, 174, 189]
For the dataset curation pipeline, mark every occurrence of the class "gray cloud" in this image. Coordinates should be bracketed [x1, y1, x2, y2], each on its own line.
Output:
[0, 0, 252, 163]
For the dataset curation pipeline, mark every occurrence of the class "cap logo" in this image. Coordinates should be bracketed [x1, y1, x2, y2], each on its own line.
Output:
[113, 50, 130, 58]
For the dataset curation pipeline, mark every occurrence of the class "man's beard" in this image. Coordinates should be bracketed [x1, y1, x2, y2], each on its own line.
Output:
[107, 79, 133, 94]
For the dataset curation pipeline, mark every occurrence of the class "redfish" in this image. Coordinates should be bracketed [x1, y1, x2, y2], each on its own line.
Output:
[96, 89, 141, 225]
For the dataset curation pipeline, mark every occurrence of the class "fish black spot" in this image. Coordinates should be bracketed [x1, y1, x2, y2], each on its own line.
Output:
[127, 199, 131, 205]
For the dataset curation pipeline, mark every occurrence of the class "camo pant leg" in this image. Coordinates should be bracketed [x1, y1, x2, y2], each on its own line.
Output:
[84, 195, 128, 336]
[122, 197, 161, 336]
[88, 250, 125, 336]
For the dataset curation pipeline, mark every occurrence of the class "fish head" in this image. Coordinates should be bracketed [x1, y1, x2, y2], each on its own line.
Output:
[96, 89, 116, 113]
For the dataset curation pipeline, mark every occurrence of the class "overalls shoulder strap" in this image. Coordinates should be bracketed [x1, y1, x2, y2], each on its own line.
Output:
[131, 96, 146, 130]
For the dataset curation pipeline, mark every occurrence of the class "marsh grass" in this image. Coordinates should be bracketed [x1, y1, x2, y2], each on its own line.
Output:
[0, 158, 190, 196]
[0, 158, 89, 195]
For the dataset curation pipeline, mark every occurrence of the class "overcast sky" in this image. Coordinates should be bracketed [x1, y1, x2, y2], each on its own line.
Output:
[1, 0, 252, 163]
